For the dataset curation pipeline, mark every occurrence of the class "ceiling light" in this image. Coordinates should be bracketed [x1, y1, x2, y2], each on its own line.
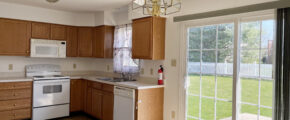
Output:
[132, 0, 181, 16]
[46, 0, 59, 3]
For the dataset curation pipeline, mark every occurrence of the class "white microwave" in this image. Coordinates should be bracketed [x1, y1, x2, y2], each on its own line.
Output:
[30, 39, 66, 58]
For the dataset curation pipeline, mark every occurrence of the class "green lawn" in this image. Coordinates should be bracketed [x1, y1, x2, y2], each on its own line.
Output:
[187, 75, 273, 120]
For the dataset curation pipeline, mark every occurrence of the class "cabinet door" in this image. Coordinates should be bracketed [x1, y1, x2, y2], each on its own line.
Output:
[92, 89, 103, 119]
[0, 19, 31, 56]
[51, 24, 66, 40]
[66, 26, 78, 57]
[104, 26, 114, 58]
[31, 22, 50, 39]
[85, 87, 92, 115]
[132, 17, 153, 59]
[78, 27, 93, 57]
[70, 79, 83, 112]
[102, 92, 114, 120]
[136, 88, 164, 120]
[93, 26, 104, 58]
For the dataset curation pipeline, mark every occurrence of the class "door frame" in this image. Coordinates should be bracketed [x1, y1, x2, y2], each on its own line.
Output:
[178, 9, 275, 120]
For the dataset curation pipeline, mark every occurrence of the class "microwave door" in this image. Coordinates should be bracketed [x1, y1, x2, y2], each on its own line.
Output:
[31, 44, 59, 58]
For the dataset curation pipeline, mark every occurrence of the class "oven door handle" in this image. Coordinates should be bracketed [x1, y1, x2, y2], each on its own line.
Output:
[34, 79, 70, 84]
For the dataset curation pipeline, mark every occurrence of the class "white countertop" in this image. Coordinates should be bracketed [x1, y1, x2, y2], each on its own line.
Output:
[0, 77, 33, 82]
[0, 75, 164, 90]
[73, 75, 164, 90]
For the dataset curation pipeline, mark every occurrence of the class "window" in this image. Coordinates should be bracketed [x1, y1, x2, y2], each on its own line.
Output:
[113, 24, 139, 74]
[184, 16, 275, 120]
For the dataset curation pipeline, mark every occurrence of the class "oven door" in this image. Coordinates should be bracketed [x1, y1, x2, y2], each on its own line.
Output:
[33, 79, 70, 107]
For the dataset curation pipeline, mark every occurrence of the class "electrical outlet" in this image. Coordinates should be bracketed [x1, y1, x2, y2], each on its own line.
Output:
[140, 68, 144, 74]
[73, 64, 77, 69]
[107, 65, 110, 71]
[150, 68, 153, 75]
[171, 59, 177, 67]
[171, 111, 175, 119]
[8, 64, 13, 70]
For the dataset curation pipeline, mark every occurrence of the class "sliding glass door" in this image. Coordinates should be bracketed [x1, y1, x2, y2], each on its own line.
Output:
[185, 16, 275, 120]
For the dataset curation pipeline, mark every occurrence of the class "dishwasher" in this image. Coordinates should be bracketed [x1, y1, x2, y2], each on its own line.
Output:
[113, 86, 135, 120]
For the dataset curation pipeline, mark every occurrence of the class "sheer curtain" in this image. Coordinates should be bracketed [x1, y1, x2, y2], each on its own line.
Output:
[113, 24, 139, 74]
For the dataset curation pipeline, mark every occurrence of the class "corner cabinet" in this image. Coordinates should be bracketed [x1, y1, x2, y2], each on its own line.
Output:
[132, 17, 166, 60]
[0, 18, 31, 56]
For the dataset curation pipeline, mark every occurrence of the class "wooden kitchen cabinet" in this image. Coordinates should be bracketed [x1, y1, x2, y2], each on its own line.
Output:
[70, 79, 83, 112]
[78, 27, 93, 57]
[66, 26, 78, 57]
[91, 89, 103, 119]
[51, 24, 66, 40]
[135, 88, 164, 120]
[0, 18, 31, 56]
[93, 25, 115, 58]
[31, 22, 51, 39]
[0, 81, 32, 120]
[132, 16, 165, 60]
[102, 91, 114, 120]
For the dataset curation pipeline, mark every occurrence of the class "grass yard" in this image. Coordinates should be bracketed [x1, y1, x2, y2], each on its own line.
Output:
[187, 75, 273, 120]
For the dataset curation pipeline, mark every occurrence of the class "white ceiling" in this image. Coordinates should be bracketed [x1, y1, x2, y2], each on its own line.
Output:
[0, 0, 131, 12]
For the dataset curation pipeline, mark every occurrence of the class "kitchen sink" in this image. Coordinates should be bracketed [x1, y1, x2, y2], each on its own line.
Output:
[96, 77, 136, 82]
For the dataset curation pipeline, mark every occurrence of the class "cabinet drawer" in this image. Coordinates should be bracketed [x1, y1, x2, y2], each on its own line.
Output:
[0, 108, 31, 120]
[0, 98, 31, 111]
[88, 81, 102, 90]
[0, 89, 31, 101]
[0, 82, 32, 90]
[102, 84, 114, 93]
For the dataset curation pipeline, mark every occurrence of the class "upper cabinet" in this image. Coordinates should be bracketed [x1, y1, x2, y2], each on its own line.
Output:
[32, 22, 66, 40]
[66, 26, 78, 57]
[31, 22, 50, 39]
[132, 17, 166, 60]
[93, 25, 115, 58]
[78, 27, 93, 57]
[0, 18, 31, 56]
[50, 24, 66, 40]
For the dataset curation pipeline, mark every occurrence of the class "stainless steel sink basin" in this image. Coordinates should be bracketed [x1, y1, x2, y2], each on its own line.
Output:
[96, 77, 136, 82]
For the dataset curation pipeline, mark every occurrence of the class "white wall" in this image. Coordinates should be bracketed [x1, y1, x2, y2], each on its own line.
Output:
[0, 2, 96, 26]
[130, 0, 278, 120]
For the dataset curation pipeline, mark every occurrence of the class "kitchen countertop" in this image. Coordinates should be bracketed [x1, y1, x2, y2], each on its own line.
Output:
[0, 75, 164, 90]
[0, 77, 33, 82]
[74, 75, 164, 90]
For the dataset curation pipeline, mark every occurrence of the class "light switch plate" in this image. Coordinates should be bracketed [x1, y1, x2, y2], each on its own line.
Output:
[107, 65, 110, 71]
[140, 68, 144, 74]
[171, 59, 177, 67]
[73, 64, 77, 69]
[8, 64, 13, 70]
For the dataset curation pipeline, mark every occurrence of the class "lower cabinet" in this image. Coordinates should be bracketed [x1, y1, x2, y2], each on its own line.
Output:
[70, 79, 84, 112]
[91, 89, 103, 119]
[102, 91, 114, 120]
[0, 81, 32, 120]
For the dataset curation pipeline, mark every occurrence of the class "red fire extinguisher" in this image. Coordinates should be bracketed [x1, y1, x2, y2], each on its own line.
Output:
[158, 65, 164, 85]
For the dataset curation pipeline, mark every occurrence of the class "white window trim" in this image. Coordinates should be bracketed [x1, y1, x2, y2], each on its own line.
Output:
[178, 9, 275, 120]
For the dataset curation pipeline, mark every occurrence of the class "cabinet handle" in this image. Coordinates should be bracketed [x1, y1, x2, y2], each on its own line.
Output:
[13, 104, 16, 106]
[26, 50, 30, 53]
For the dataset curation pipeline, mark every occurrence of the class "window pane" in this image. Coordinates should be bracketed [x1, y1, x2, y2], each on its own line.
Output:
[218, 24, 234, 49]
[202, 75, 215, 97]
[201, 98, 215, 120]
[202, 26, 217, 49]
[188, 51, 200, 62]
[187, 96, 200, 118]
[241, 21, 261, 49]
[217, 76, 232, 100]
[261, 20, 274, 49]
[217, 50, 233, 75]
[202, 50, 216, 74]
[189, 28, 201, 49]
[240, 50, 260, 78]
[188, 74, 200, 95]
[240, 104, 258, 120]
[260, 107, 272, 119]
[241, 78, 259, 104]
[261, 79, 273, 107]
[217, 101, 232, 120]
